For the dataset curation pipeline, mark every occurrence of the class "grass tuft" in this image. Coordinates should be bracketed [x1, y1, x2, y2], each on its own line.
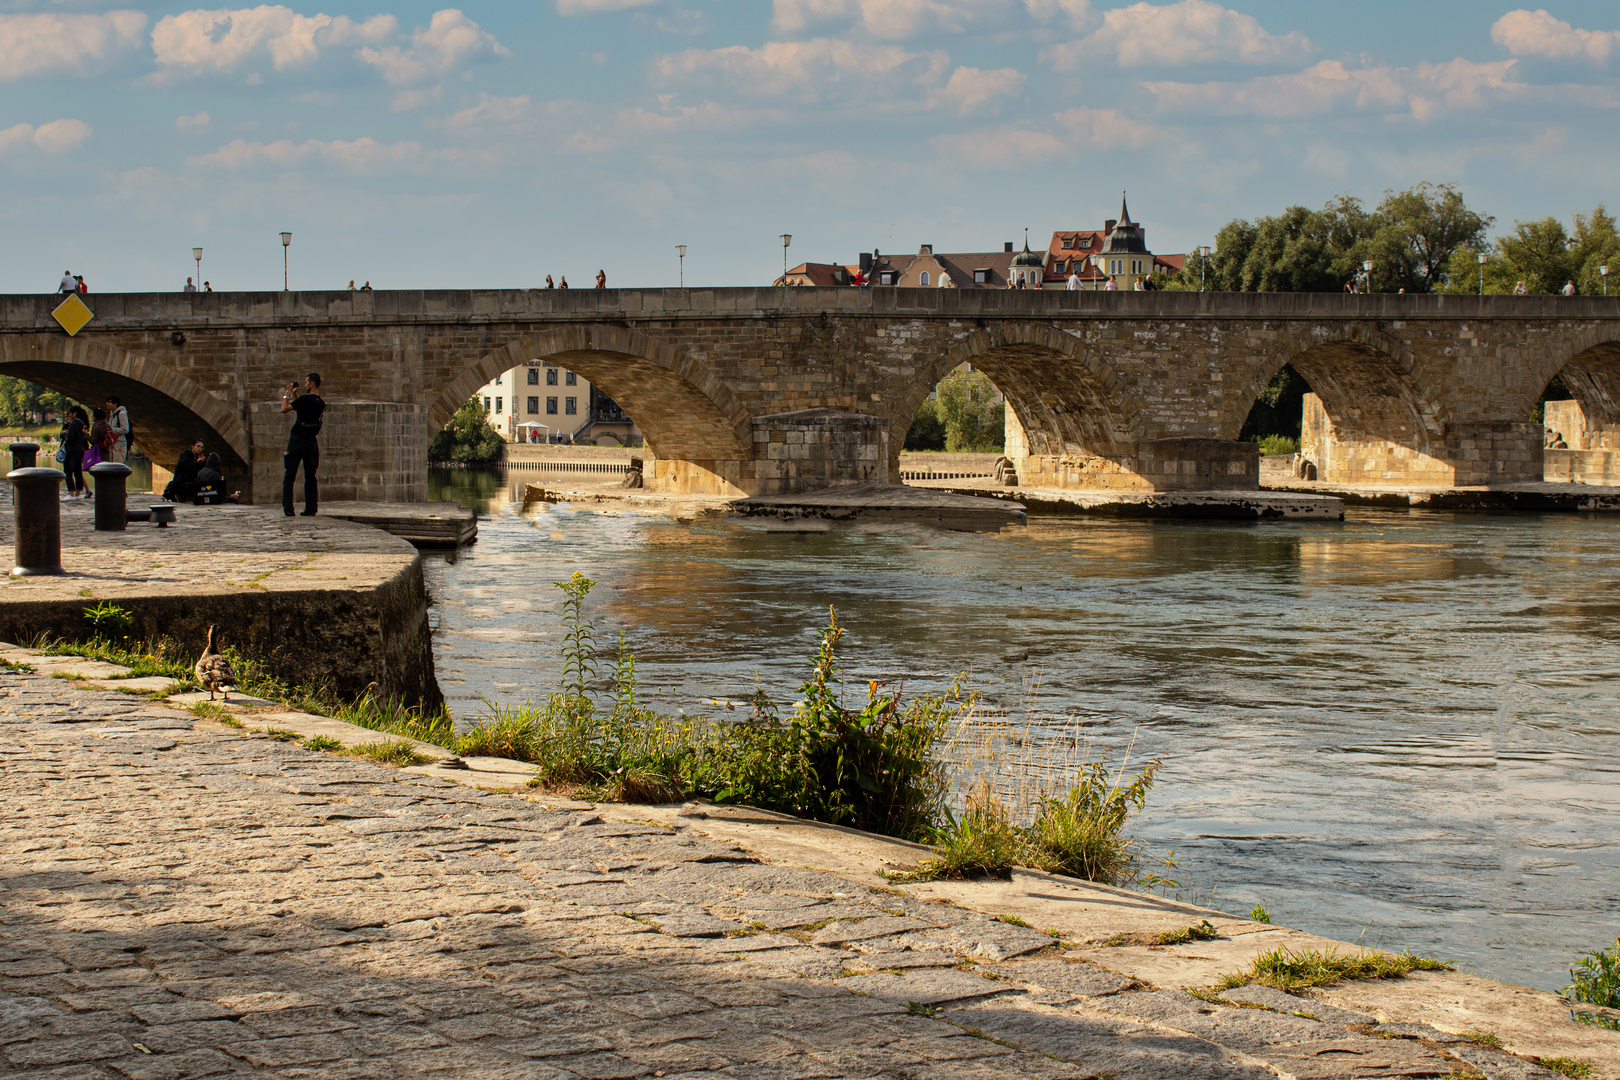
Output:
[264, 728, 299, 742]
[344, 740, 434, 767]
[1564, 937, 1620, 1032]
[1218, 946, 1450, 993]
[300, 735, 343, 752]
[1155, 920, 1220, 946]
[906, 1001, 938, 1018]
[1540, 1058, 1593, 1079]
[1249, 902, 1272, 924]
[1461, 1032, 1502, 1049]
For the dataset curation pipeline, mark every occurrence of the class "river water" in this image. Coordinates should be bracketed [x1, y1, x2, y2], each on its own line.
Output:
[422, 468, 1620, 994]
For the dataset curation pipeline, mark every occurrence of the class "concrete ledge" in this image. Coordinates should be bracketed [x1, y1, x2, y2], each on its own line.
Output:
[0, 502, 440, 705]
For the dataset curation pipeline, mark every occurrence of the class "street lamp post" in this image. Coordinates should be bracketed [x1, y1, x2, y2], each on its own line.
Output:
[1362, 260, 1374, 293]
[1603, 265, 1610, 296]
[1478, 252, 1488, 295]
[1197, 245, 1210, 291]
[192, 247, 203, 290]
[677, 245, 686, 288]
[780, 234, 792, 283]
[280, 231, 292, 291]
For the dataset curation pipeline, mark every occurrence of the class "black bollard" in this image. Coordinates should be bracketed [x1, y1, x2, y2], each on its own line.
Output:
[89, 462, 133, 532]
[7, 467, 67, 577]
[8, 442, 39, 471]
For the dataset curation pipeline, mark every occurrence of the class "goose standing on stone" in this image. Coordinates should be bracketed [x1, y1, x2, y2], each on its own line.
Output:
[194, 625, 237, 701]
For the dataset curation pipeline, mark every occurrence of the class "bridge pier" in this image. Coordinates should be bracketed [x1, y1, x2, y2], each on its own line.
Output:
[1298, 393, 1542, 487]
[645, 409, 889, 497]
[248, 402, 430, 506]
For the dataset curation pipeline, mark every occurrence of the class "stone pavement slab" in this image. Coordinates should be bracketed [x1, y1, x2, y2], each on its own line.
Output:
[2, 668, 1614, 1080]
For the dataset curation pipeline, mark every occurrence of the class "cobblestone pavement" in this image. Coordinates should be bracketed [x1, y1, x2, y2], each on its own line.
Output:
[2, 672, 1552, 1079]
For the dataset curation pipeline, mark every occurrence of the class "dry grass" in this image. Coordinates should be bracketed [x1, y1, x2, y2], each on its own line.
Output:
[1218, 945, 1450, 993]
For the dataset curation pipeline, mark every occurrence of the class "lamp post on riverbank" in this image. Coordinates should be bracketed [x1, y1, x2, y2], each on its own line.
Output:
[677, 245, 686, 287]
[1603, 265, 1609, 296]
[1479, 252, 1487, 295]
[1197, 246, 1210, 291]
[192, 247, 203, 290]
[780, 234, 791, 283]
[280, 232, 292, 291]
[1362, 260, 1374, 293]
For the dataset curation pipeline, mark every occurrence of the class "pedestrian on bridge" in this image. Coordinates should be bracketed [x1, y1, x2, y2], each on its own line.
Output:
[281, 373, 324, 517]
[58, 272, 76, 294]
[184, 278, 196, 292]
[105, 396, 130, 464]
[596, 270, 607, 289]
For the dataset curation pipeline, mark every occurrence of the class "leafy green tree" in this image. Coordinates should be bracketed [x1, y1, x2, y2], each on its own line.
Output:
[0, 376, 72, 427]
[1239, 364, 1312, 442]
[1365, 183, 1492, 293]
[1573, 206, 1620, 296]
[935, 367, 1004, 452]
[428, 399, 505, 463]
[904, 397, 946, 451]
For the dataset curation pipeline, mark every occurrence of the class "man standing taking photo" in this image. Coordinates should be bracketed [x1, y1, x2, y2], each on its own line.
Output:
[281, 372, 324, 517]
[105, 396, 130, 464]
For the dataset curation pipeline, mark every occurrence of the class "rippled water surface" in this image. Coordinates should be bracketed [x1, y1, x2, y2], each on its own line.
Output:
[423, 468, 1620, 992]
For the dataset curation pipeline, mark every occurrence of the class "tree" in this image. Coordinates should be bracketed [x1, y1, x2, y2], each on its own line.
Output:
[1498, 217, 1575, 294]
[903, 397, 946, 451]
[0, 376, 72, 427]
[934, 367, 1004, 452]
[429, 399, 505, 463]
[1573, 205, 1620, 296]
[1366, 182, 1492, 292]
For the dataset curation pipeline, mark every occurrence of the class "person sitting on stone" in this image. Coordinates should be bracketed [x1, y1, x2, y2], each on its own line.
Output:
[163, 439, 204, 502]
[191, 453, 240, 504]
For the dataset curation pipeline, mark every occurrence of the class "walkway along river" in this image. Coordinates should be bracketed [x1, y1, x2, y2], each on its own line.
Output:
[423, 467, 1620, 995]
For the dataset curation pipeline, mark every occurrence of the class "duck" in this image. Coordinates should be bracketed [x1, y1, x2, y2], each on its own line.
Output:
[194, 625, 237, 702]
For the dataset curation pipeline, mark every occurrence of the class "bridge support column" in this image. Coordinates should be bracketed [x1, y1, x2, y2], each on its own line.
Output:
[1299, 393, 1541, 487]
[250, 401, 432, 506]
[644, 409, 889, 497]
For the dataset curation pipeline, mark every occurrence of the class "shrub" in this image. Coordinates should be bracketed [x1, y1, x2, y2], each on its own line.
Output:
[1252, 434, 1298, 456]
[903, 790, 1026, 880]
[1564, 937, 1620, 1032]
[695, 608, 956, 842]
[1220, 946, 1450, 993]
[428, 399, 505, 464]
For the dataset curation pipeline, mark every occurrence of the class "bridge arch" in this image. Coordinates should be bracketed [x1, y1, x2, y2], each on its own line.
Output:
[893, 322, 1146, 461]
[0, 333, 250, 478]
[1229, 326, 1449, 447]
[434, 324, 753, 461]
[1522, 326, 1620, 431]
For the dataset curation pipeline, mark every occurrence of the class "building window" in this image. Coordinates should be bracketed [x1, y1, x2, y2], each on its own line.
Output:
[483, 396, 491, 412]
[494, 374, 502, 384]
[527, 368, 539, 385]
[1079, 238, 1091, 249]
[565, 371, 577, 386]
[880, 271, 897, 285]
[546, 368, 558, 385]
[494, 397, 503, 414]
[565, 396, 577, 415]
[546, 397, 558, 414]
[1132, 260, 1143, 274]
[919, 271, 930, 286]
[1061, 237, 1074, 249]
[1058, 260, 1068, 274]
[527, 396, 539, 414]
[974, 269, 989, 284]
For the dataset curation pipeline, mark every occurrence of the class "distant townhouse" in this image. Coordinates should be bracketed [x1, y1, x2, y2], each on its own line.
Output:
[1043, 195, 1186, 290]
[469, 360, 642, 446]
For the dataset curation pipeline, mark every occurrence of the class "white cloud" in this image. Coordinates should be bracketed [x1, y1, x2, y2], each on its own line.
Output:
[175, 112, 212, 132]
[772, 0, 1020, 40]
[186, 135, 457, 173]
[1492, 9, 1619, 65]
[1055, 106, 1169, 149]
[151, 6, 396, 77]
[932, 66, 1025, 115]
[653, 38, 947, 99]
[555, 0, 661, 12]
[617, 102, 782, 130]
[932, 125, 1065, 168]
[1024, 0, 1095, 32]
[1143, 58, 1523, 121]
[356, 9, 507, 86]
[0, 119, 92, 155]
[0, 11, 147, 81]
[1044, 0, 1313, 70]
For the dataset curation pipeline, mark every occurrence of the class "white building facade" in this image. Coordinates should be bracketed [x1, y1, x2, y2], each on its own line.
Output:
[468, 360, 641, 445]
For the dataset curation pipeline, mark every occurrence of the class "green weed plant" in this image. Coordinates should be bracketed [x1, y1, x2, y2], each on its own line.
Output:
[1219, 945, 1450, 993]
[1564, 937, 1620, 1032]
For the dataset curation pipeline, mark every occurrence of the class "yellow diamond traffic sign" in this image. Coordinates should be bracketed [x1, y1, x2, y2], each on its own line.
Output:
[52, 294, 93, 336]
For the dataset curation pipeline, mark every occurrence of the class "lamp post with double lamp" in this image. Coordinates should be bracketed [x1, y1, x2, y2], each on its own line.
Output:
[192, 247, 203, 290]
[1479, 252, 1488, 295]
[677, 245, 686, 287]
[1362, 260, 1374, 293]
[780, 234, 792, 283]
[280, 231, 292, 291]
[1197, 245, 1211, 291]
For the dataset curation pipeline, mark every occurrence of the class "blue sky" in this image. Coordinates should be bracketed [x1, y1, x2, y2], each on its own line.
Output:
[4, 0, 1618, 292]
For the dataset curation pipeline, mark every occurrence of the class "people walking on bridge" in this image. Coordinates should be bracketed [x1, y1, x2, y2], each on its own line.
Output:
[1515, 280, 1527, 295]
[281, 372, 324, 517]
[184, 277, 197, 293]
[1563, 280, 1577, 296]
[59, 407, 89, 500]
[58, 272, 76, 294]
[1067, 270, 1081, 290]
[105, 396, 129, 464]
[545, 275, 554, 289]
[559, 276, 569, 289]
[596, 270, 607, 289]
[75, 275, 87, 294]
[203, 282, 212, 292]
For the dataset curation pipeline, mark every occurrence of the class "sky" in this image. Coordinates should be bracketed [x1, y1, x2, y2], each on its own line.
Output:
[4, 0, 1619, 292]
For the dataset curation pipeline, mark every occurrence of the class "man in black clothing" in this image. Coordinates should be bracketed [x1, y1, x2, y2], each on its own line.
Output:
[281, 372, 324, 517]
[163, 440, 204, 503]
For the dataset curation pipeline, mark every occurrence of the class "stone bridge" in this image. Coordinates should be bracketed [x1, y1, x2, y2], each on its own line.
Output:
[2, 288, 1617, 502]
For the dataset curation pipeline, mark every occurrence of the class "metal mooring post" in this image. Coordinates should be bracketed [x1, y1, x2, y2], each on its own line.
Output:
[8, 443, 39, 471]
[7, 467, 67, 576]
[89, 462, 133, 532]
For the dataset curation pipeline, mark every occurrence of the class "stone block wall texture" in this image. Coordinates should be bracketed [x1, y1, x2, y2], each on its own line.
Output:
[1544, 397, 1620, 450]
[3, 288, 1618, 497]
[750, 409, 888, 495]
[1545, 447, 1620, 483]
